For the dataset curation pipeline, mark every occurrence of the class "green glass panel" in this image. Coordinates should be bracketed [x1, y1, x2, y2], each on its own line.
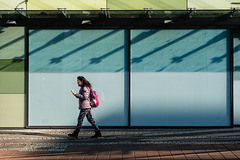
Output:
[0, 60, 25, 94]
[0, 27, 25, 59]
[0, 60, 24, 72]
[0, 94, 25, 127]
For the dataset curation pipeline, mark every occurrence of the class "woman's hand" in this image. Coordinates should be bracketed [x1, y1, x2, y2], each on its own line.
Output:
[71, 90, 76, 96]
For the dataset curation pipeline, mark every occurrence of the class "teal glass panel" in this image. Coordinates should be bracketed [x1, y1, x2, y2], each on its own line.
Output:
[131, 29, 228, 72]
[0, 27, 25, 59]
[131, 29, 230, 126]
[0, 60, 25, 94]
[29, 29, 128, 126]
[29, 29, 126, 73]
[234, 32, 240, 125]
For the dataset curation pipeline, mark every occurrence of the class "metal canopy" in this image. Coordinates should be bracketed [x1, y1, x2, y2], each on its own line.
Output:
[0, 9, 239, 18]
[0, 9, 240, 28]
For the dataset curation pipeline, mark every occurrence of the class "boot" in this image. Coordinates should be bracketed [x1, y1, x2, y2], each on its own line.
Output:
[92, 130, 101, 138]
[68, 132, 78, 138]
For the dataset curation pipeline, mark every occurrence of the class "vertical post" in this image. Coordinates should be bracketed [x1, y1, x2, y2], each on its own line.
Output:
[25, 0, 27, 11]
[128, 29, 131, 127]
[125, 29, 131, 127]
[230, 29, 234, 127]
[25, 26, 29, 128]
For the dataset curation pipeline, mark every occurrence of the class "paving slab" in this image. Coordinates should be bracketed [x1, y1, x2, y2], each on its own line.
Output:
[0, 128, 240, 159]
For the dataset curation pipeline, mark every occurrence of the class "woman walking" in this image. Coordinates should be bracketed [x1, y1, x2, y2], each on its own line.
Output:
[68, 76, 101, 138]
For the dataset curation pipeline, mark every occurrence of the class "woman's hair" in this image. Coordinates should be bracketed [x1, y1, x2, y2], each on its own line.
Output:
[77, 76, 92, 88]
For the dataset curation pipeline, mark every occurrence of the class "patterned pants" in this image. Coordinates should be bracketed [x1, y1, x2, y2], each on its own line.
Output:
[74, 108, 99, 133]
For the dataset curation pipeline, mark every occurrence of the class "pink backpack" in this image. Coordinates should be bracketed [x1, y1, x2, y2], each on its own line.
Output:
[90, 88, 99, 108]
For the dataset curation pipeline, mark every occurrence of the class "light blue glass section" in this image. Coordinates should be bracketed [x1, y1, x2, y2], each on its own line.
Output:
[131, 29, 230, 126]
[234, 32, 240, 125]
[29, 29, 128, 126]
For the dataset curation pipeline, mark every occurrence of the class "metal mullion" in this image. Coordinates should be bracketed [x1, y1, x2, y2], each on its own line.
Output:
[25, 26, 29, 128]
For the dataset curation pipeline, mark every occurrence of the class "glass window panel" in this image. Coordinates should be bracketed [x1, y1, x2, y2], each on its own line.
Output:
[131, 29, 230, 126]
[0, 27, 25, 59]
[0, 59, 25, 72]
[0, 94, 25, 127]
[29, 29, 128, 126]
[0, 60, 25, 94]
[234, 32, 240, 125]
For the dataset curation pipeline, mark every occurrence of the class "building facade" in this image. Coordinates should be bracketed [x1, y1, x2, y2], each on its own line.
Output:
[0, 0, 240, 128]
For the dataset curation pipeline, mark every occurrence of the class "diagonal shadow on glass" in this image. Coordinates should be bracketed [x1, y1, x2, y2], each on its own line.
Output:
[157, 31, 227, 72]
[170, 31, 226, 64]
[234, 43, 240, 71]
[131, 30, 199, 64]
[0, 30, 40, 71]
[29, 30, 80, 56]
[49, 30, 120, 64]
[195, 53, 227, 72]
[0, 59, 24, 71]
[0, 29, 39, 53]
[89, 30, 160, 66]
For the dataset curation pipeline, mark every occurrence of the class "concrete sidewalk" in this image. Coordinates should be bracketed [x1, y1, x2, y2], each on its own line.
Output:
[0, 128, 240, 159]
